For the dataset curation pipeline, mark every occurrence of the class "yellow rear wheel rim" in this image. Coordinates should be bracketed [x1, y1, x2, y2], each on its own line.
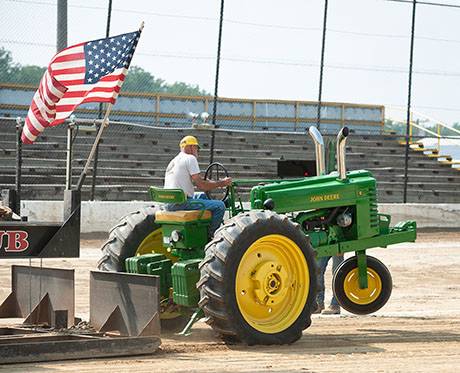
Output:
[136, 228, 177, 263]
[343, 267, 382, 305]
[235, 234, 309, 334]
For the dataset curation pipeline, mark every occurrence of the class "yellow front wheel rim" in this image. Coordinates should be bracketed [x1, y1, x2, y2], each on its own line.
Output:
[343, 267, 382, 305]
[235, 234, 309, 334]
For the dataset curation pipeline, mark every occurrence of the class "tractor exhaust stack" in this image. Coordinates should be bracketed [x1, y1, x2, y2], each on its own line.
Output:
[337, 127, 349, 180]
[308, 126, 326, 176]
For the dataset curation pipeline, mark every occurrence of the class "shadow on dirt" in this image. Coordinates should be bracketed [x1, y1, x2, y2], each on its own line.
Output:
[159, 323, 460, 357]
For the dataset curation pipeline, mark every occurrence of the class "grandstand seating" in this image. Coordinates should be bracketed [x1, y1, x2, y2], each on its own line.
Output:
[1, 118, 460, 203]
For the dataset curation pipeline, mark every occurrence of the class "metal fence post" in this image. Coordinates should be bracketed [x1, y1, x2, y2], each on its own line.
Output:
[91, 0, 113, 200]
[15, 117, 22, 215]
[90, 121, 100, 200]
[66, 121, 74, 190]
[210, 0, 225, 165]
[56, 0, 67, 52]
[403, 0, 417, 204]
[317, 0, 329, 132]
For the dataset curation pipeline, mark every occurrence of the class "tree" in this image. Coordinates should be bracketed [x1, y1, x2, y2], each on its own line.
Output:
[384, 119, 406, 135]
[122, 66, 209, 95]
[451, 122, 460, 131]
[0, 47, 209, 95]
[122, 65, 166, 92]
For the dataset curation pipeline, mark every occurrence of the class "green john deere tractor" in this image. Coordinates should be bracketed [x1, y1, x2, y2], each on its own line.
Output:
[98, 127, 416, 345]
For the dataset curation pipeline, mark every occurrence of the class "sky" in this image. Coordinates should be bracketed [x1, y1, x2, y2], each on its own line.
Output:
[2, 0, 460, 126]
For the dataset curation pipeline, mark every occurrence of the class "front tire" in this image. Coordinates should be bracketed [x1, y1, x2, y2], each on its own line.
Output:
[333, 255, 392, 315]
[97, 206, 163, 272]
[198, 210, 317, 345]
[97, 205, 189, 332]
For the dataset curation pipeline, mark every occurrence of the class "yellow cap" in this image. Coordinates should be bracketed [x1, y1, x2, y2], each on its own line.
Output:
[180, 135, 200, 149]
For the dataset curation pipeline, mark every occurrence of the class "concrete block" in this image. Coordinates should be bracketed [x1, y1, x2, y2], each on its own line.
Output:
[378, 203, 460, 228]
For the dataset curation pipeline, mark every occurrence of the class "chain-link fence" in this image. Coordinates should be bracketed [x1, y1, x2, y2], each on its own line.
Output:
[3, 0, 460, 124]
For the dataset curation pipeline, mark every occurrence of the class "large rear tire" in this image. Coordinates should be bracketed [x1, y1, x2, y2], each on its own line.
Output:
[198, 210, 317, 345]
[97, 205, 189, 331]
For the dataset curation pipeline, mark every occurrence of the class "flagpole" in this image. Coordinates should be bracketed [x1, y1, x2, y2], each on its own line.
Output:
[76, 103, 113, 191]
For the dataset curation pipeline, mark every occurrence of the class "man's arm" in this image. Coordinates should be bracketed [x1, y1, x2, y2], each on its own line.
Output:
[191, 174, 232, 192]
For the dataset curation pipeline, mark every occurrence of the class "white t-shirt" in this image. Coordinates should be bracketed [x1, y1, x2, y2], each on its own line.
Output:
[164, 152, 200, 197]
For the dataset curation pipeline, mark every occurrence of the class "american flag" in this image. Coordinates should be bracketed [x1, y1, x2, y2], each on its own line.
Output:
[21, 30, 141, 144]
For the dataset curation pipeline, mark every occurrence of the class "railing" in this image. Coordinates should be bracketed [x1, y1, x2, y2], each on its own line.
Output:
[387, 108, 460, 155]
[0, 83, 385, 133]
[411, 110, 460, 152]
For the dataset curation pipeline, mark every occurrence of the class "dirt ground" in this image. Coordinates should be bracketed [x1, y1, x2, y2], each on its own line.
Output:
[0, 230, 459, 372]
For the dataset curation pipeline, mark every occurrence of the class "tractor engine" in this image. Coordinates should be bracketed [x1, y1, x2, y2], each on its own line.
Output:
[250, 127, 384, 251]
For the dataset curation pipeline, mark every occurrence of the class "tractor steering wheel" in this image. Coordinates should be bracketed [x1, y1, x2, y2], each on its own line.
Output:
[204, 162, 230, 201]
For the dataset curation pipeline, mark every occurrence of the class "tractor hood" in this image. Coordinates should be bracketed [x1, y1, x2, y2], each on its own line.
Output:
[250, 170, 377, 214]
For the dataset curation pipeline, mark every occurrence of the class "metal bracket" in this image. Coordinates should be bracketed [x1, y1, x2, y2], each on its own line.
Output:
[356, 251, 368, 289]
[177, 308, 204, 336]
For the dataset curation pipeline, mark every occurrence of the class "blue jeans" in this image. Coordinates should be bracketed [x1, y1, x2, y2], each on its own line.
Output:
[164, 192, 225, 237]
[316, 255, 344, 307]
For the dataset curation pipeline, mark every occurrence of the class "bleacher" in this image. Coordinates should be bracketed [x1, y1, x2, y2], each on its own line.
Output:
[1, 118, 460, 203]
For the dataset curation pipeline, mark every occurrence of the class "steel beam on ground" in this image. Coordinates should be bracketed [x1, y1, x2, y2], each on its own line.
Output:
[0, 328, 160, 364]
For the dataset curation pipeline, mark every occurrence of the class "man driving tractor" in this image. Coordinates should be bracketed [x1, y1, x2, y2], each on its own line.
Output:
[163, 135, 232, 237]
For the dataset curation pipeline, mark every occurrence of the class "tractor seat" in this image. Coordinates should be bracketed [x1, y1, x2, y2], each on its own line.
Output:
[155, 210, 212, 222]
[150, 187, 212, 222]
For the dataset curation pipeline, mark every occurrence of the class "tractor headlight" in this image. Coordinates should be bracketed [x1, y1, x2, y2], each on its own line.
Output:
[171, 230, 182, 243]
[263, 198, 275, 210]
